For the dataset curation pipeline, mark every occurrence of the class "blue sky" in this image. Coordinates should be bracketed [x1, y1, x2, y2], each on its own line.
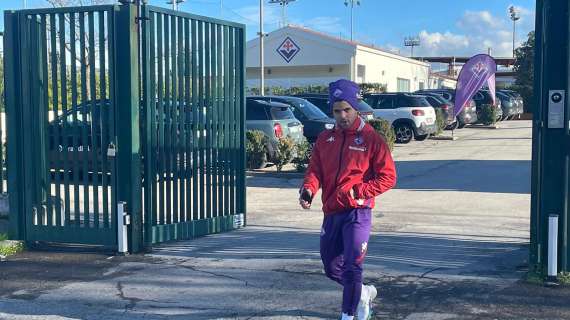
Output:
[1, 0, 536, 57]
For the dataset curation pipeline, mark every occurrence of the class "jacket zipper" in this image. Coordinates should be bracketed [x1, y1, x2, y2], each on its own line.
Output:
[334, 131, 347, 187]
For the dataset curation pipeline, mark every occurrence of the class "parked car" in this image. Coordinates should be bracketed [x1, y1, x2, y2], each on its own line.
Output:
[415, 89, 478, 128]
[47, 99, 212, 177]
[473, 90, 503, 122]
[498, 89, 524, 119]
[496, 91, 520, 120]
[292, 93, 376, 122]
[248, 96, 335, 143]
[362, 93, 437, 143]
[246, 98, 305, 167]
[417, 94, 455, 129]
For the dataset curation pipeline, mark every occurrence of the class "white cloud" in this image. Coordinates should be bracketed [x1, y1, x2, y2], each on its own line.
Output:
[407, 6, 535, 57]
[301, 16, 344, 35]
[231, 5, 282, 28]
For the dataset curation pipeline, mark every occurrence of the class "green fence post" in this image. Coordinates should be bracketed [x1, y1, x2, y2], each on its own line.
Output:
[114, 3, 142, 253]
[4, 11, 25, 240]
[531, 0, 570, 274]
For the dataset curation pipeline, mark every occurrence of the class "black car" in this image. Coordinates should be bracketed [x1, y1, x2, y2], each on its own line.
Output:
[415, 89, 478, 128]
[292, 93, 376, 122]
[248, 96, 335, 143]
[418, 94, 455, 128]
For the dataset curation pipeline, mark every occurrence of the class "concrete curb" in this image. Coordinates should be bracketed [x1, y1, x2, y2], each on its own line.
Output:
[430, 136, 458, 141]
[247, 170, 305, 179]
[467, 124, 500, 129]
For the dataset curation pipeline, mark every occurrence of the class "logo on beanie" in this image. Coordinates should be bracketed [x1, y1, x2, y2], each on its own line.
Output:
[333, 88, 343, 98]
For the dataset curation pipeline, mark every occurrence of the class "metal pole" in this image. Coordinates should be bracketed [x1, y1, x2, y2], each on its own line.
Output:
[513, 19, 516, 57]
[220, 0, 223, 18]
[23, 0, 27, 9]
[548, 215, 559, 279]
[350, 2, 354, 41]
[260, 0, 265, 96]
[281, 3, 285, 28]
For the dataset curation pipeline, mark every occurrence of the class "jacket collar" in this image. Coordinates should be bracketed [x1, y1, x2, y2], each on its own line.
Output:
[335, 117, 366, 134]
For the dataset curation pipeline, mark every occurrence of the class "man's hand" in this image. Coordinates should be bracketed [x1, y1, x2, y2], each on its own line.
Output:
[350, 187, 365, 206]
[299, 189, 313, 210]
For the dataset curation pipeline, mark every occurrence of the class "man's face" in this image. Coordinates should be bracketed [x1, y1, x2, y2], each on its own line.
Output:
[332, 100, 358, 129]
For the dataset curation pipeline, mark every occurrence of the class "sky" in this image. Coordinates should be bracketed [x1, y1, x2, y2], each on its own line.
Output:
[1, 0, 536, 58]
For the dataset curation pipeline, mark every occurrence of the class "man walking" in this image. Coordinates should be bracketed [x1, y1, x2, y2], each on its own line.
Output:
[299, 79, 397, 320]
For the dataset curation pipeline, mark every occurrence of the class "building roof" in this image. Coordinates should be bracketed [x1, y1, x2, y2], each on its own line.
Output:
[415, 56, 516, 66]
[247, 24, 428, 66]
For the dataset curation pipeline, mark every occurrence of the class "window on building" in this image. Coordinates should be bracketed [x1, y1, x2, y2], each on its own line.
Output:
[357, 65, 366, 83]
[397, 78, 410, 92]
[419, 81, 425, 90]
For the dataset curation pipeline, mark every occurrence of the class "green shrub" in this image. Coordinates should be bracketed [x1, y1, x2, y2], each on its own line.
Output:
[246, 130, 268, 169]
[435, 109, 446, 136]
[478, 104, 498, 126]
[367, 118, 395, 151]
[274, 137, 295, 172]
[292, 138, 311, 172]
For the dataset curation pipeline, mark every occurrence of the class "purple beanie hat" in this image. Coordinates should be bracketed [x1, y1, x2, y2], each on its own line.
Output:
[329, 79, 361, 111]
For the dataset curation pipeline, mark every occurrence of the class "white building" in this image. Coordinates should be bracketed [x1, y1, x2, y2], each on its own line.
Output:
[246, 25, 435, 93]
[428, 72, 458, 89]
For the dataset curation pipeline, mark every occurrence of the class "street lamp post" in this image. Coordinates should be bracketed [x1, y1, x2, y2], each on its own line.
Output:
[344, 0, 360, 41]
[167, 0, 185, 11]
[509, 6, 520, 58]
[404, 36, 420, 58]
[259, 0, 265, 96]
[269, 0, 297, 28]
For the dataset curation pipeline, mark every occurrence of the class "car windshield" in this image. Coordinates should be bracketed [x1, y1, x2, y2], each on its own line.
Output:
[357, 99, 374, 112]
[269, 106, 295, 120]
[283, 97, 329, 120]
[427, 94, 449, 104]
[408, 96, 432, 107]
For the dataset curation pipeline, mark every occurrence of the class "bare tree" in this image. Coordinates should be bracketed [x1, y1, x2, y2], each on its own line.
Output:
[44, 0, 115, 101]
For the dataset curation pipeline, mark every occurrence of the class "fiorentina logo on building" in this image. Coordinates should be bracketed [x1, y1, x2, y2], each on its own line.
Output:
[277, 37, 300, 63]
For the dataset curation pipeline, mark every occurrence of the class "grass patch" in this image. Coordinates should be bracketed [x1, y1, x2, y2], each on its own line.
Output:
[525, 271, 544, 285]
[558, 272, 570, 285]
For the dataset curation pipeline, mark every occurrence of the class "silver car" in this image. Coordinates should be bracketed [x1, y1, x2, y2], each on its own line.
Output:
[246, 98, 305, 165]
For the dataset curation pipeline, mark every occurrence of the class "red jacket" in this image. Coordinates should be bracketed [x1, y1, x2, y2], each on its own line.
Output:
[302, 117, 397, 215]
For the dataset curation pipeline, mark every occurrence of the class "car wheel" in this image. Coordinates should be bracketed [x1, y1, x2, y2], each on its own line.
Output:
[415, 134, 429, 141]
[250, 153, 268, 170]
[394, 123, 413, 144]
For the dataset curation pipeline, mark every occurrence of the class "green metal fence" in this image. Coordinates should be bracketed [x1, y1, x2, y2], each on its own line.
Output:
[3, 3, 246, 252]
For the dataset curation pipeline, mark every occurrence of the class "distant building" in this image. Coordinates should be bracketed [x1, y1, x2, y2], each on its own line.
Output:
[246, 25, 439, 93]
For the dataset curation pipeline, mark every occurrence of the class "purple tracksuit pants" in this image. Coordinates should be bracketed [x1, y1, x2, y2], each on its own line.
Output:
[320, 208, 372, 316]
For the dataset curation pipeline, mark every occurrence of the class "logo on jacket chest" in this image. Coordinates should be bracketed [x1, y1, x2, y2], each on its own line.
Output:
[349, 145, 367, 152]
[349, 135, 367, 152]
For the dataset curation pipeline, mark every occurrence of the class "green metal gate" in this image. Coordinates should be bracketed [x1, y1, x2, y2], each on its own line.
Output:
[3, 3, 246, 252]
[5, 5, 119, 247]
[140, 6, 246, 246]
